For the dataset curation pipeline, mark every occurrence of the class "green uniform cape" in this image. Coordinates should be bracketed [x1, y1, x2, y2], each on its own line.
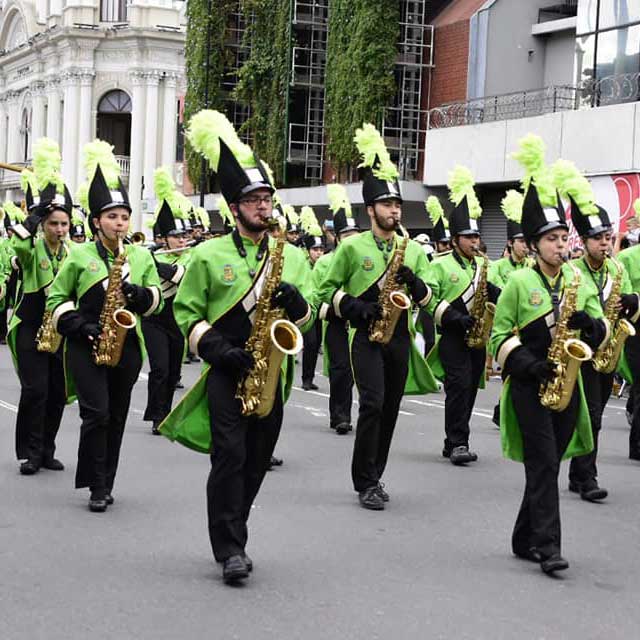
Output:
[616, 246, 640, 384]
[159, 234, 316, 453]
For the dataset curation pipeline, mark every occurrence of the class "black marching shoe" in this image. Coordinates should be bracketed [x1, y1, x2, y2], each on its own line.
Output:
[335, 422, 351, 435]
[513, 547, 542, 563]
[358, 486, 385, 511]
[243, 553, 253, 573]
[89, 490, 108, 513]
[569, 480, 608, 502]
[222, 555, 249, 584]
[449, 445, 478, 465]
[376, 482, 389, 502]
[267, 455, 283, 470]
[302, 381, 319, 391]
[151, 421, 161, 436]
[42, 457, 64, 471]
[19, 460, 40, 475]
[105, 493, 114, 506]
[540, 554, 569, 575]
[629, 447, 640, 461]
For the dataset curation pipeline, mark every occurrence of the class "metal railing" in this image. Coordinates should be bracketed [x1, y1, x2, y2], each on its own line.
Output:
[115, 155, 130, 180]
[428, 73, 640, 130]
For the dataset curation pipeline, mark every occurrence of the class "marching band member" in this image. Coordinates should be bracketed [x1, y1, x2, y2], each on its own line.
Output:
[489, 135, 607, 574]
[425, 167, 498, 465]
[70, 208, 88, 244]
[160, 111, 315, 584]
[559, 161, 637, 501]
[143, 167, 192, 434]
[313, 184, 360, 434]
[0, 203, 20, 343]
[47, 141, 162, 512]
[428, 198, 452, 258]
[317, 124, 434, 510]
[9, 140, 72, 475]
[300, 206, 325, 391]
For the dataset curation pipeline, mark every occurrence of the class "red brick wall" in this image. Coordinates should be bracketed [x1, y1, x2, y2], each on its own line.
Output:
[428, 20, 470, 109]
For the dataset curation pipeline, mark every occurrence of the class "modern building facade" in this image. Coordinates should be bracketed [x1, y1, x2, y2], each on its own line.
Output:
[0, 0, 186, 231]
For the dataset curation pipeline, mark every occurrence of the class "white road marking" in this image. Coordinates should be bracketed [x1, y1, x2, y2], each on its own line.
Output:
[0, 399, 17, 413]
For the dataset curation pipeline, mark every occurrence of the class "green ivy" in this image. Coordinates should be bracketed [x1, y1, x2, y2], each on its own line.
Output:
[234, 0, 292, 185]
[184, 0, 235, 187]
[325, 0, 399, 178]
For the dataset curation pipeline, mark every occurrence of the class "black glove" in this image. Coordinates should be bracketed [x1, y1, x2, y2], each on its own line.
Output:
[441, 307, 475, 333]
[272, 282, 308, 322]
[23, 213, 45, 236]
[487, 282, 501, 305]
[620, 294, 639, 319]
[79, 322, 101, 342]
[339, 294, 381, 326]
[155, 260, 178, 282]
[56, 310, 97, 340]
[198, 329, 254, 375]
[506, 345, 555, 384]
[530, 360, 556, 384]
[396, 265, 430, 304]
[567, 310, 594, 332]
[121, 282, 152, 315]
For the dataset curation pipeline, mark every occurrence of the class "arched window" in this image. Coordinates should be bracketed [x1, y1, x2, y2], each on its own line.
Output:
[20, 108, 31, 163]
[97, 90, 132, 158]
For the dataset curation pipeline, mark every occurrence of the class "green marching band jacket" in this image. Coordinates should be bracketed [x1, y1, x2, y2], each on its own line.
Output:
[424, 251, 485, 381]
[488, 256, 528, 290]
[613, 245, 640, 383]
[46, 242, 163, 399]
[0, 237, 14, 311]
[151, 249, 191, 330]
[159, 233, 316, 453]
[314, 230, 438, 394]
[488, 263, 608, 463]
[7, 224, 72, 370]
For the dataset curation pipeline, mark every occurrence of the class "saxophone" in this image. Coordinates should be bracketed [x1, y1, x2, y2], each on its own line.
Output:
[465, 250, 496, 349]
[236, 228, 303, 417]
[539, 261, 593, 411]
[93, 237, 138, 367]
[369, 225, 412, 345]
[36, 310, 62, 353]
[592, 256, 636, 373]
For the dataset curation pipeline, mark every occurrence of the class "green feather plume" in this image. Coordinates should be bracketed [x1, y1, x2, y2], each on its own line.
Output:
[551, 159, 598, 216]
[32, 138, 63, 191]
[71, 207, 84, 226]
[261, 160, 276, 189]
[634, 198, 640, 221]
[327, 184, 352, 218]
[3, 201, 23, 223]
[76, 183, 89, 212]
[154, 166, 176, 202]
[354, 123, 399, 182]
[216, 196, 236, 228]
[187, 110, 255, 171]
[300, 205, 322, 236]
[511, 134, 556, 208]
[196, 206, 210, 228]
[447, 165, 482, 219]
[20, 169, 38, 195]
[283, 204, 299, 226]
[425, 195, 444, 225]
[82, 139, 121, 188]
[501, 190, 524, 223]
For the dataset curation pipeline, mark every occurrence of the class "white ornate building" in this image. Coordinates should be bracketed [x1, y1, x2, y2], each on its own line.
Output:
[0, 0, 186, 230]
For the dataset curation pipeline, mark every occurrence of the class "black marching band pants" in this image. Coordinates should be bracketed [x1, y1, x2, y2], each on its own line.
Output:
[325, 319, 353, 428]
[302, 318, 322, 385]
[15, 323, 66, 463]
[510, 378, 578, 559]
[625, 331, 640, 454]
[417, 308, 436, 357]
[206, 367, 283, 562]
[67, 335, 142, 494]
[350, 328, 409, 492]
[142, 319, 184, 423]
[569, 363, 613, 486]
[438, 330, 485, 451]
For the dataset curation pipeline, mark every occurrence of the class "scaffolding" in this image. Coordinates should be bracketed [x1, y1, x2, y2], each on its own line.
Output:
[383, 0, 433, 180]
[287, 0, 328, 182]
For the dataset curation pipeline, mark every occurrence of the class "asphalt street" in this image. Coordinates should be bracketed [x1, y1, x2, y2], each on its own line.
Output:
[2, 344, 640, 640]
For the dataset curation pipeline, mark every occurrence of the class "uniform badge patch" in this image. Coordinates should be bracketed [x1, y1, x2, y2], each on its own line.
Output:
[449, 272, 459, 283]
[529, 289, 543, 307]
[39, 258, 50, 271]
[222, 264, 236, 283]
[362, 257, 374, 272]
[88, 261, 99, 273]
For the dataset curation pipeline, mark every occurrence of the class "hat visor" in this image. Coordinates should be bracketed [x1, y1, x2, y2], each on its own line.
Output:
[167, 229, 188, 237]
[455, 229, 480, 237]
[530, 220, 568, 239]
[582, 224, 612, 238]
[372, 194, 403, 204]
[95, 201, 132, 215]
[239, 182, 275, 198]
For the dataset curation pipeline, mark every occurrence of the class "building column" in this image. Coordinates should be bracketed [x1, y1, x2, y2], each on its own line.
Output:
[61, 71, 80, 192]
[46, 79, 62, 144]
[31, 82, 47, 144]
[6, 91, 21, 164]
[129, 70, 147, 231]
[77, 70, 95, 183]
[143, 71, 161, 200]
[0, 97, 7, 163]
[161, 73, 178, 169]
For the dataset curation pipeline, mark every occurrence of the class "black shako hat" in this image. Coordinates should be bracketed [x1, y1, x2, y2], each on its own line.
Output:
[88, 164, 132, 217]
[361, 157, 402, 206]
[333, 209, 360, 236]
[217, 139, 274, 205]
[153, 200, 192, 237]
[303, 234, 325, 250]
[432, 217, 451, 243]
[507, 220, 524, 241]
[35, 182, 73, 217]
[521, 184, 567, 242]
[449, 196, 479, 237]
[569, 196, 612, 238]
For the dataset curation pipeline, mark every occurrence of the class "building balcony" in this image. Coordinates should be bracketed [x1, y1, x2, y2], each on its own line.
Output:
[115, 155, 130, 186]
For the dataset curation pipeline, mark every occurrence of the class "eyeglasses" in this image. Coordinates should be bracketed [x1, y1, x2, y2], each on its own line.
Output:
[240, 195, 273, 207]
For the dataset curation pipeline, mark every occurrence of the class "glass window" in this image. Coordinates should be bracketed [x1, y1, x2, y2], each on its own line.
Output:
[596, 24, 640, 79]
[599, 0, 640, 31]
[577, 0, 599, 35]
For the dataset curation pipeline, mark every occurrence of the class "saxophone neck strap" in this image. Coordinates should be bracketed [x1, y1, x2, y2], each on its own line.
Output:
[534, 264, 563, 322]
[232, 228, 270, 277]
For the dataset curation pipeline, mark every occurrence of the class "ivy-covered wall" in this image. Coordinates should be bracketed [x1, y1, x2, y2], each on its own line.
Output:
[183, 0, 235, 187]
[234, 0, 292, 185]
[325, 1, 400, 180]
